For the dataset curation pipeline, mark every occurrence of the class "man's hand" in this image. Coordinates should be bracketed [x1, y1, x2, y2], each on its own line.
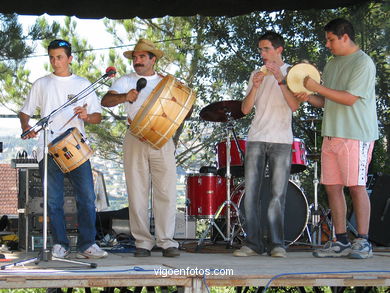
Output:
[303, 76, 320, 92]
[74, 104, 88, 121]
[252, 71, 265, 89]
[21, 125, 37, 139]
[266, 62, 284, 83]
[126, 89, 139, 103]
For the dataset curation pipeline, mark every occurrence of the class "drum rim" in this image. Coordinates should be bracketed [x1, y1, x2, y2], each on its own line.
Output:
[186, 173, 224, 177]
[49, 127, 76, 146]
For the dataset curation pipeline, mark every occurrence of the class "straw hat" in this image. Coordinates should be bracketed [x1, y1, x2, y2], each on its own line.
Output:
[123, 39, 164, 60]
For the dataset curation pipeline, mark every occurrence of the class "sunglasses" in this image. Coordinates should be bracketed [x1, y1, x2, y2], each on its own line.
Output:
[49, 40, 71, 48]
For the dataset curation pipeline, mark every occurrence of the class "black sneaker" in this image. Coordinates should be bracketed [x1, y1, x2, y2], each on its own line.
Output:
[162, 247, 180, 257]
[134, 248, 151, 257]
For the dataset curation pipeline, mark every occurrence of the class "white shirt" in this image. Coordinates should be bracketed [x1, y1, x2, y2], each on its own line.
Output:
[20, 73, 102, 162]
[246, 63, 293, 144]
[109, 72, 162, 121]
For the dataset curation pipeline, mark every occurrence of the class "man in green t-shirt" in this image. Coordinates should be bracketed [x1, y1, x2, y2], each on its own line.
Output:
[295, 18, 378, 259]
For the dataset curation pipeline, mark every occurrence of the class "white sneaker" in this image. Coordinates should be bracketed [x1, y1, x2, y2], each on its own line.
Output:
[233, 245, 259, 257]
[270, 246, 287, 258]
[52, 244, 70, 259]
[76, 244, 108, 259]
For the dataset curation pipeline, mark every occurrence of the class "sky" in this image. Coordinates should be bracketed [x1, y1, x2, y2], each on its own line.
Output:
[20, 15, 116, 82]
[1, 15, 117, 137]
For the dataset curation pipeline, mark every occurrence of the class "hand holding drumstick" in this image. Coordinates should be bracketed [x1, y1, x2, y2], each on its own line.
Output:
[60, 103, 88, 130]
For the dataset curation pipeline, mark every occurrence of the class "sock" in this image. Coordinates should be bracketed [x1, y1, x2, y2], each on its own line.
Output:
[336, 233, 349, 245]
[357, 234, 369, 240]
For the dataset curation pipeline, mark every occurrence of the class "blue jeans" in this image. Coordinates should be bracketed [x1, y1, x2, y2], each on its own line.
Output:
[39, 156, 97, 251]
[243, 141, 291, 254]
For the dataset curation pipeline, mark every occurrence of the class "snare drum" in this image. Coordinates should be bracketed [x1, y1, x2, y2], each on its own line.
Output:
[291, 138, 308, 174]
[216, 139, 246, 177]
[48, 127, 93, 173]
[186, 173, 226, 218]
[130, 74, 196, 149]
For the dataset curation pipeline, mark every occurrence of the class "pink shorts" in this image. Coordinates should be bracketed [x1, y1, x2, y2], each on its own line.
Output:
[321, 137, 374, 187]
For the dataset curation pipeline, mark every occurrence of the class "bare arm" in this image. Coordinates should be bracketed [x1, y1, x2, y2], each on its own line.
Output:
[295, 92, 325, 108]
[84, 113, 102, 124]
[304, 76, 359, 106]
[278, 83, 300, 112]
[101, 90, 139, 107]
[73, 105, 102, 124]
[19, 111, 37, 139]
[241, 72, 264, 115]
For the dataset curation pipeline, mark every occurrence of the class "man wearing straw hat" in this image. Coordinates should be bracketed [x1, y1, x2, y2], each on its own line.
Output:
[101, 39, 180, 257]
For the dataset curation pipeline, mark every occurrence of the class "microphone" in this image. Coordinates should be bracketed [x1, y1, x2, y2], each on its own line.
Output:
[105, 66, 117, 78]
[136, 78, 147, 92]
[128, 78, 147, 104]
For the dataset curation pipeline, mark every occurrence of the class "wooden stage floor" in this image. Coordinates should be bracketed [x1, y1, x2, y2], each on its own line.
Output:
[0, 244, 389, 291]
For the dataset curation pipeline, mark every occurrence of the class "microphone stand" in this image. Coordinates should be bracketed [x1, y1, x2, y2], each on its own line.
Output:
[1, 72, 113, 270]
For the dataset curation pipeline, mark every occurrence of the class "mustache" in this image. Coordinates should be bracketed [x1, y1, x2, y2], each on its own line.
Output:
[134, 64, 144, 67]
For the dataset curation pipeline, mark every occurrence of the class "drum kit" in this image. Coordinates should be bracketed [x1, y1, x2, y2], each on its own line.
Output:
[189, 99, 327, 249]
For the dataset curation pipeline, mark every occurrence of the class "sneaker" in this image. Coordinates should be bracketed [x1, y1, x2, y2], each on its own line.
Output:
[233, 245, 259, 257]
[349, 238, 373, 259]
[313, 241, 351, 258]
[270, 246, 287, 258]
[52, 244, 70, 259]
[162, 247, 180, 257]
[76, 244, 108, 259]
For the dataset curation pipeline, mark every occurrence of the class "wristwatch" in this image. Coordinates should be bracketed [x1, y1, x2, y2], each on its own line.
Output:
[278, 79, 287, 86]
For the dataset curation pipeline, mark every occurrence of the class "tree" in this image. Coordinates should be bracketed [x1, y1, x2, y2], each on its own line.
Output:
[0, 14, 59, 114]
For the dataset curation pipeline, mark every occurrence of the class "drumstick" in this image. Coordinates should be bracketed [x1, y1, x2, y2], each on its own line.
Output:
[60, 103, 88, 130]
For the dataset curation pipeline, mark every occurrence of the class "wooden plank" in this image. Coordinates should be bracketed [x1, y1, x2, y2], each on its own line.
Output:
[0, 250, 388, 289]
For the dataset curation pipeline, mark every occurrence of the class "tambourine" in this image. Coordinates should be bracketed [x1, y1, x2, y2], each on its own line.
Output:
[286, 63, 321, 94]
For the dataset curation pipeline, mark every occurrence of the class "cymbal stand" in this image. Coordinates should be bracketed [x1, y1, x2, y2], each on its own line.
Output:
[196, 112, 241, 250]
[309, 120, 322, 246]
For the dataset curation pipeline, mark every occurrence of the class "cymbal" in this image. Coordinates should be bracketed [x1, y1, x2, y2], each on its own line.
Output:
[200, 100, 244, 122]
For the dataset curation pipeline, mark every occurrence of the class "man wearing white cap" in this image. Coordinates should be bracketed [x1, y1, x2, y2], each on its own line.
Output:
[101, 39, 179, 257]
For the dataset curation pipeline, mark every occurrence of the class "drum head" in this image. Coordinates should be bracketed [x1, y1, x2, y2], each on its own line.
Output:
[286, 63, 320, 94]
[234, 178, 308, 246]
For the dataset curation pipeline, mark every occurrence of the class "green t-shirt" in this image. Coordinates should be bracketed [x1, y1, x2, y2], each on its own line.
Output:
[322, 50, 378, 142]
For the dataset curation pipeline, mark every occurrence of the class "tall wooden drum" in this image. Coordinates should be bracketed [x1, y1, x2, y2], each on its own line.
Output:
[130, 74, 196, 149]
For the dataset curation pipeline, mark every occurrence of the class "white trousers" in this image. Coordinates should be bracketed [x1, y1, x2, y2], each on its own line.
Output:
[123, 131, 178, 250]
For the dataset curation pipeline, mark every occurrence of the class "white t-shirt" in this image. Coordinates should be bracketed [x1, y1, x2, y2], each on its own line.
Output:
[246, 63, 293, 144]
[109, 72, 162, 121]
[20, 73, 102, 162]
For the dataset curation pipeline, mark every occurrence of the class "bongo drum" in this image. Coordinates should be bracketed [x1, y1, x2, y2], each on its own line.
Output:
[48, 127, 93, 173]
[130, 74, 196, 149]
[286, 63, 321, 94]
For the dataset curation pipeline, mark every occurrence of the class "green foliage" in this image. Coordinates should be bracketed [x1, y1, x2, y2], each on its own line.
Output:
[1, 2, 388, 191]
[0, 13, 59, 114]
